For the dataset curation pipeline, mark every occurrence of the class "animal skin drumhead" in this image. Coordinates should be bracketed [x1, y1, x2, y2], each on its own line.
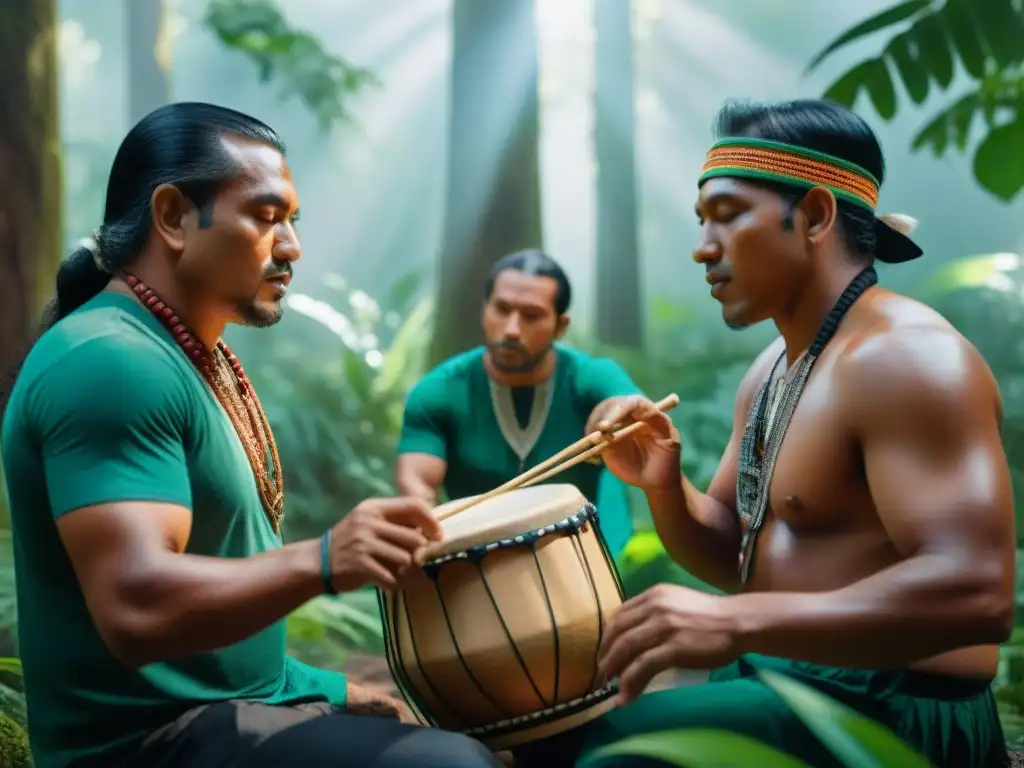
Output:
[425, 484, 591, 558]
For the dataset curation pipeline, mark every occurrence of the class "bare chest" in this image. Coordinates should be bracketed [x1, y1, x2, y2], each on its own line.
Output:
[741, 356, 893, 590]
[763, 369, 865, 530]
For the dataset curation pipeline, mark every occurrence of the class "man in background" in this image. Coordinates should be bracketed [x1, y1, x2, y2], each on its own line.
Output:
[395, 249, 643, 557]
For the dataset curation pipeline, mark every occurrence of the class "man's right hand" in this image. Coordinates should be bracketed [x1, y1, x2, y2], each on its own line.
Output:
[594, 395, 683, 491]
[328, 497, 443, 593]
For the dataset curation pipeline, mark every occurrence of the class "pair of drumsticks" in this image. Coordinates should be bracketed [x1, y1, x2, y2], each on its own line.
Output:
[435, 393, 681, 522]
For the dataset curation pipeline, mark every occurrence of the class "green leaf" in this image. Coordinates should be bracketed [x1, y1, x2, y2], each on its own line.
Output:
[943, 0, 988, 79]
[971, 0, 1024, 68]
[759, 670, 936, 768]
[618, 530, 667, 569]
[862, 58, 898, 120]
[824, 60, 876, 107]
[910, 109, 951, 156]
[375, 298, 433, 396]
[203, 0, 379, 132]
[973, 118, 1024, 201]
[578, 728, 814, 768]
[910, 90, 983, 157]
[0, 658, 21, 676]
[886, 31, 930, 104]
[913, 13, 955, 88]
[822, 58, 898, 119]
[806, 0, 934, 72]
[343, 353, 373, 400]
[385, 272, 422, 315]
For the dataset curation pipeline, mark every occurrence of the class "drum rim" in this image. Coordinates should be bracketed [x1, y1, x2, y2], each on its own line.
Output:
[462, 680, 619, 739]
[378, 500, 626, 735]
[422, 502, 599, 569]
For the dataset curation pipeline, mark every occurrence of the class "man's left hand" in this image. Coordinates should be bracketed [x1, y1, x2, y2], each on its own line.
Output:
[597, 584, 740, 705]
[346, 682, 420, 725]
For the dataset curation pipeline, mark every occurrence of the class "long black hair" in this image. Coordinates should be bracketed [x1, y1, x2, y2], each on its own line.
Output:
[41, 102, 285, 330]
[712, 98, 886, 263]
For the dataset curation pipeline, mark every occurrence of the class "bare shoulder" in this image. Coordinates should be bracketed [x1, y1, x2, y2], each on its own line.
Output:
[837, 294, 1001, 426]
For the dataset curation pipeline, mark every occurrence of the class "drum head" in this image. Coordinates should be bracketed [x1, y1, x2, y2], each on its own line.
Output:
[427, 484, 590, 557]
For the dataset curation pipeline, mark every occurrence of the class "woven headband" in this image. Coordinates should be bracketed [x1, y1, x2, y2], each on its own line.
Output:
[698, 138, 922, 263]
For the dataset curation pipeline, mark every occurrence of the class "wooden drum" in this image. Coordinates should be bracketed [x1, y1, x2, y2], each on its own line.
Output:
[378, 484, 625, 750]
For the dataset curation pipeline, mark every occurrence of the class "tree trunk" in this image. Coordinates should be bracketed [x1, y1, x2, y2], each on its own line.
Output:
[0, 0, 63, 409]
[593, 0, 642, 347]
[127, 0, 171, 124]
[428, 0, 543, 367]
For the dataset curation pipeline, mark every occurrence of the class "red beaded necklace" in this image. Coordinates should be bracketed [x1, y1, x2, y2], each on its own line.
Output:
[122, 273, 286, 532]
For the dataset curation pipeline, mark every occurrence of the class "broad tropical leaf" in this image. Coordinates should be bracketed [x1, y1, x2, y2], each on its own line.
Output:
[973, 117, 1024, 201]
[806, 0, 934, 72]
[577, 728, 814, 768]
[971, 0, 1024, 67]
[913, 12, 954, 87]
[887, 31, 930, 104]
[808, 0, 1024, 201]
[910, 90, 985, 156]
[760, 670, 936, 767]
[943, 0, 990, 78]
[204, 0, 379, 131]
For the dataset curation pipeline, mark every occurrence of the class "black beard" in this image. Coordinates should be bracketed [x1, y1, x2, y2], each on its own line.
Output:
[238, 299, 284, 328]
[487, 341, 551, 373]
[725, 319, 754, 331]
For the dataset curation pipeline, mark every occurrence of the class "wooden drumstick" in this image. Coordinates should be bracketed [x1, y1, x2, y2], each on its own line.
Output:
[491, 392, 679, 498]
[435, 393, 679, 523]
[516, 416, 663, 489]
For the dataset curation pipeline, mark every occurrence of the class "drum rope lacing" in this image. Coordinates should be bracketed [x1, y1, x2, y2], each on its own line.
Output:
[378, 502, 624, 738]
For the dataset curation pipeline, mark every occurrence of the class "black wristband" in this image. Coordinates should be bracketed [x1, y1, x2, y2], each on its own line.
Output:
[321, 529, 337, 595]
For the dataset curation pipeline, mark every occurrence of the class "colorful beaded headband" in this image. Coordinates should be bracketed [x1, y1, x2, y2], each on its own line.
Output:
[700, 138, 879, 210]
[698, 137, 923, 263]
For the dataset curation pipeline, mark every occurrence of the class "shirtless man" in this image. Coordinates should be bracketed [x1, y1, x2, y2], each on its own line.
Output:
[541, 98, 1014, 767]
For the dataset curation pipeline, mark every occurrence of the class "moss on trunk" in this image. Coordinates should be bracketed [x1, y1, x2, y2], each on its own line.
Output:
[0, 714, 31, 768]
[0, 0, 63, 405]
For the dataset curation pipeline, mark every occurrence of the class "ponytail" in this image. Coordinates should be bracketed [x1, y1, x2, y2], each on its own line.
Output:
[39, 245, 113, 332]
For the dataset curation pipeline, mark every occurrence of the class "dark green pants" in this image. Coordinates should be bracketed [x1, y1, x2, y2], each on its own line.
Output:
[514, 655, 1008, 767]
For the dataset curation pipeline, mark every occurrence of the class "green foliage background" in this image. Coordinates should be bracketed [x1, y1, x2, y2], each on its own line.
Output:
[808, 0, 1024, 202]
[2, 0, 1023, 764]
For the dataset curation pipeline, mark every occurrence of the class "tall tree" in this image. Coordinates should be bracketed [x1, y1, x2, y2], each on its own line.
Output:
[0, 0, 63, 409]
[127, 0, 172, 124]
[593, 0, 642, 347]
[428, 0, 543, 366]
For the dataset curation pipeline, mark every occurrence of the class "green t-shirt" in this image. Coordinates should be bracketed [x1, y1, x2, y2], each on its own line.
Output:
[397, 345, 642, 555]
[0, 292, 346, 768]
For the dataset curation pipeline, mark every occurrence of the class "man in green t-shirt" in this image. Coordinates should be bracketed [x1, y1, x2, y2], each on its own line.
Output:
[396, 250, 644, 556]
[1, 103, 499, 768]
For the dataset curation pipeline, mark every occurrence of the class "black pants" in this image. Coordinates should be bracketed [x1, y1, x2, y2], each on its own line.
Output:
[105, 700, 504, 768]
